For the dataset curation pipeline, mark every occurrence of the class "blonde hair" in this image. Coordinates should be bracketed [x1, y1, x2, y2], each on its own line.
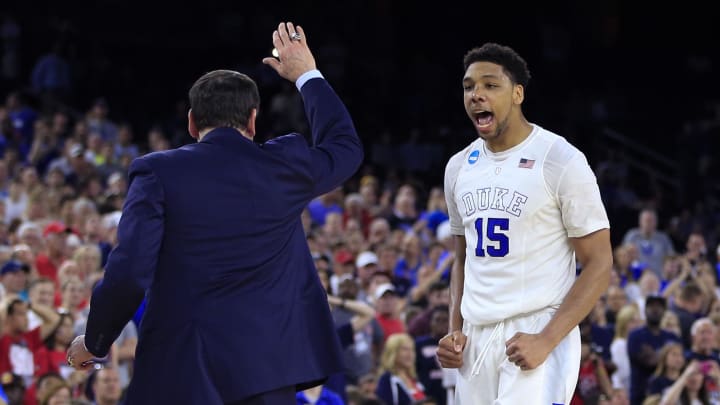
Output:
[652, 342, 683, 377]
[614, 304, 640, 340]
[379, 333, 417, 379]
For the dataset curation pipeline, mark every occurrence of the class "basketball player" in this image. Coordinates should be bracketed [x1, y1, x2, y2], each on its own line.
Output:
[435, 43, 613, 404]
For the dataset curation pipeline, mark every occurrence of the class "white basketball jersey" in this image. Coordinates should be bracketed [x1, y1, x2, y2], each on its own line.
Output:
[444, 124, 609, 326]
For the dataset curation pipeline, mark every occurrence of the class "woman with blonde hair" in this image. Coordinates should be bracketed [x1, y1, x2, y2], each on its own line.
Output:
[72, 244, 102, 279]
[376, 333, 426, 405]
[611, 304, 644, 394]
[647, 341, 685, 396]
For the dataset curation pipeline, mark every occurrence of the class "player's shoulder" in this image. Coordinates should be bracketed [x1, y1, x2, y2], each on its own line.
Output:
[445, 139, 482, 173]
[532, 125, 584, 166]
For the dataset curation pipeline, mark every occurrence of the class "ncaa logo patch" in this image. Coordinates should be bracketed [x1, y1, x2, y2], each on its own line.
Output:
[468, 150, 480, 164]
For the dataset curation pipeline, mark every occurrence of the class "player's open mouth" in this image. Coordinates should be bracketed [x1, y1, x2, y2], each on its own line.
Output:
[474, 111, 494, 129]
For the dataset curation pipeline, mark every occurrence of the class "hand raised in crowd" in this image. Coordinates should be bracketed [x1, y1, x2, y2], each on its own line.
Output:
[437, 330, 467, 369]
[262, 22, 316, 83]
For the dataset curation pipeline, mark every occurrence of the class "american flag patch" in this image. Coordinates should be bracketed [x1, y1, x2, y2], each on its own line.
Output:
[518, 158, 535, 168]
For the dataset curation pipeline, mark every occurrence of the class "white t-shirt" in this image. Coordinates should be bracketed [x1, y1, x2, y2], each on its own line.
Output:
[444, 124, 610, 326]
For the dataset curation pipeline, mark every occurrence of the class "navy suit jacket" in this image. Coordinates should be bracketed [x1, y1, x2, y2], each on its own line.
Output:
[84, 77, 363, 404]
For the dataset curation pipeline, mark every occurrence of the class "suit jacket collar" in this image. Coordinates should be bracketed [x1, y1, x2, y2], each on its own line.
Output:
[201, 127, 254, 146]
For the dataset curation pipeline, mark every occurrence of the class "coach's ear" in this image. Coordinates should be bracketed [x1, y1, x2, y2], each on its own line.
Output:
[245, 108, 257, 139]
[188, 109, 200, 140]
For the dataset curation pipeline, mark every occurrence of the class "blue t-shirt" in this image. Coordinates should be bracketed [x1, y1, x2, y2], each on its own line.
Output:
[296, 385, 344, 404]
[627, 327, 681, 404]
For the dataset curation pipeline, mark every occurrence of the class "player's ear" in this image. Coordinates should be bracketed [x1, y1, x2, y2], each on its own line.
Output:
[513, 84, 524, 105]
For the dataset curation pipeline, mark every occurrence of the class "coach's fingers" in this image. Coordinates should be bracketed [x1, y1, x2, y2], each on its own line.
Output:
[262, 56, 281, 70]
[295, 25, 307, 45]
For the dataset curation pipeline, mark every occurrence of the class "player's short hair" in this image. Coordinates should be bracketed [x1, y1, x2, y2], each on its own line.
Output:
[189, 70, 260, 132]
[463, 43, 531, 88]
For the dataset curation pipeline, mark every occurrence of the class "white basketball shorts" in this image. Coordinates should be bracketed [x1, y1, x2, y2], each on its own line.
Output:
[455, 307, 581, 405]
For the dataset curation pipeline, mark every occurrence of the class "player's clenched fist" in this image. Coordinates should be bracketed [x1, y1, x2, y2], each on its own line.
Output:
[436, 330, 467, 368]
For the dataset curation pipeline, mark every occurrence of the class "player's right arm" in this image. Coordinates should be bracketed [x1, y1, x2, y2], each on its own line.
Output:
[436, 149, 469, 369]
[436, 235, 467, 368]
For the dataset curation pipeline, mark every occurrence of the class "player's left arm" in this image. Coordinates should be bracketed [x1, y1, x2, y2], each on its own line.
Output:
[506, 149, 612, 370]
[506, 229, 612, 370]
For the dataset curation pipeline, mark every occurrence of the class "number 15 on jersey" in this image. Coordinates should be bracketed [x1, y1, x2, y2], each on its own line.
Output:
[474, 217, 509, 257]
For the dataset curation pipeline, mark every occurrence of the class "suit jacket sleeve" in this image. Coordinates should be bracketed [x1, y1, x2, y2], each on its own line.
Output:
[300, 77, 363, 195]
[85, 157, 165, 357]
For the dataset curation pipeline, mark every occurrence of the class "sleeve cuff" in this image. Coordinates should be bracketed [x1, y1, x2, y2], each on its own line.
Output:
[295, 69, 324, 90]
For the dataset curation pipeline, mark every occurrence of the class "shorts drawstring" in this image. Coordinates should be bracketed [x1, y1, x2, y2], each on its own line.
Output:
[470, 319, 505, 377]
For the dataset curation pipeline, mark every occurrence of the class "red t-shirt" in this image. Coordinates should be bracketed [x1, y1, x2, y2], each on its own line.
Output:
[0, 327, 43, 379]
[35, 254, 59, 283]
[33, 346, 68, 377]
[376, 314, 406, 342]
[408, 378, 426, 401]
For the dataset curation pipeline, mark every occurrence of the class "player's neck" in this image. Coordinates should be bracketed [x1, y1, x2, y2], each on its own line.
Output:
[484, 119, 533, 153]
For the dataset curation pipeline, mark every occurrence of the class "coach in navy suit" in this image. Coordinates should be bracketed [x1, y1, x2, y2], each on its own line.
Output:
[67, 22, 362, 404]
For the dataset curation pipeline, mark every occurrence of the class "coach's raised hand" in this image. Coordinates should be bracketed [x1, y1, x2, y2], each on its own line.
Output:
[262, 22, 316, 82]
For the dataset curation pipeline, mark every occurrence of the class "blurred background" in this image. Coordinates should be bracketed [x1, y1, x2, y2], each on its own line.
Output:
[0, 1, 719, 404]
[2, 1, 718, 245]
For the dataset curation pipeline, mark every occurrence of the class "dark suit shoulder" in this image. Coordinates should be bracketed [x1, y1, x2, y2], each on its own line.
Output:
[261, 133, 308, 151]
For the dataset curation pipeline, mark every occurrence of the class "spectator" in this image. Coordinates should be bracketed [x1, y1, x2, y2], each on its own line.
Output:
[622, 209, 675, 279]
[647, 342, 685, 396]
[415, 305, 452, 405]
[610, 304, 644, 395]
[308, 188, 344, 227]
[376, 333, 426, 405]
[407, 281, 449, 338]
[33, 313, 74, 379]
[35, 221, 72, 282]
[88, 367, 122, 405]
[627, 295, 681, 405]
[659, 360, 718, 405]
[668, 283, 704, 350]
[37, 378, 70, 405]
[330, 278, 382, 386]
[685, 318, 720, 369]
[0, 260, 28, 300]
[0, 298, 59, 386]
[374, 283, 405, 342]
[296, 385, 344, 405]
[26, 278, 55, 330]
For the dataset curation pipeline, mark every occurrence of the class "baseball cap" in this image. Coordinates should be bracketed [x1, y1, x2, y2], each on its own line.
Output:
[355, 251, 378, 268]
[43, 221, 72, 237]
[334, 250, 354, 266]
[337, 273, 355, 285]
[646, 294, 667, 307]
[0, 260, 29, 275]
[436, 220, 452, 241]
[69, 144, 84, 158]
[374, 283, 396, 300]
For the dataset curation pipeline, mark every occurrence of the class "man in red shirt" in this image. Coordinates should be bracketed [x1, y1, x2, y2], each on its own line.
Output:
[374, 283, 405, 342]
[0, 298, 60, 386]
[34, 222, 72, 282]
